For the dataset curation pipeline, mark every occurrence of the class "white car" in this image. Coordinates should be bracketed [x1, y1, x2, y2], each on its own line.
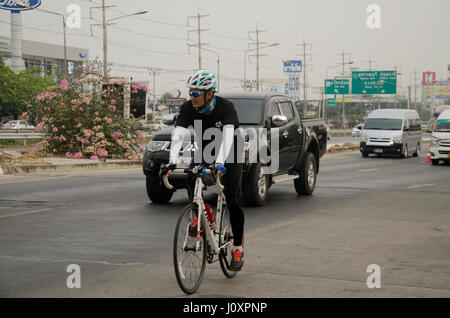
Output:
[352, 124, 364, 137]
[5, 120, 35, 129]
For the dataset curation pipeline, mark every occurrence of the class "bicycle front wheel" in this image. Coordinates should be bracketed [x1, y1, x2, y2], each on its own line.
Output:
[173, 203, 207, 295]
[219, 205, 237, 279]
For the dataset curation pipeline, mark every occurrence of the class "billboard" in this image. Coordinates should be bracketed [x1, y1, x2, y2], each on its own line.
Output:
[424, 85, 450, 98]
[422, 71, 436, 85]
[166, 98, 186, 107]
[0, 0, 42, 11]
[283, 60, 302, 73]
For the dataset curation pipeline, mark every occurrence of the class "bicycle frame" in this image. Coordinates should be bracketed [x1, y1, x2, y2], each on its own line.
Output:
[164, 167, 232, 255]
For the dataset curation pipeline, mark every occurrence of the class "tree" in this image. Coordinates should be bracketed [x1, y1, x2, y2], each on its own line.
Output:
[0, 58, 54, 120]
[158, 92, 175, 105]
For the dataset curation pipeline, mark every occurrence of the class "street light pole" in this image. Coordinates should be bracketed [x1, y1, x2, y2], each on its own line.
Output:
[62, 16, 67, 77]
[17, 3, 68, 77]
[102, 0, 108, 77]
[96, 3, 149, 77]
[187, 44, 220, 91]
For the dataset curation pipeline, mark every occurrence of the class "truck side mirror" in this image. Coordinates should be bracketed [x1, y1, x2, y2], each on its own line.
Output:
[271, 115, 288, 127]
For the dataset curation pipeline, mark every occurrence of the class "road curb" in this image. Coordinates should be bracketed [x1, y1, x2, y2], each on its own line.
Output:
[0, 160, 142, 175]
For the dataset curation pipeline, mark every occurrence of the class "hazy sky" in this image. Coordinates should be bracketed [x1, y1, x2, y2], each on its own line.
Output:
[0, 0, 449, 99]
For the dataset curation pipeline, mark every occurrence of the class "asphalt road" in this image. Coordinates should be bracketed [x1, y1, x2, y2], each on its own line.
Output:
[0, 149, 449, 298]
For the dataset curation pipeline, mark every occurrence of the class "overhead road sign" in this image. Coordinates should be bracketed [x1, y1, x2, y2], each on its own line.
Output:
[325, 79, 349, 95]
[352, 71, 397, 95]
[327, 98, 337, 108]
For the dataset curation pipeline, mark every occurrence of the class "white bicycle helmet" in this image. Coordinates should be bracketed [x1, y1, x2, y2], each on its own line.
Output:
[186, 70, 217, 91]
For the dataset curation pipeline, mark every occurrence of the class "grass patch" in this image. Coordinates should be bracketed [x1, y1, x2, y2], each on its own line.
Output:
[0, 139, 42, 148]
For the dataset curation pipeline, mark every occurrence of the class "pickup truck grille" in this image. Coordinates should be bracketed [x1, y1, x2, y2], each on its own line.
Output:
[439, 141, 450, 147]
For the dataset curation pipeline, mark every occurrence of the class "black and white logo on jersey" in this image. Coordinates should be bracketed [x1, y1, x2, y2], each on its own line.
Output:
[215, 121, 223, 128]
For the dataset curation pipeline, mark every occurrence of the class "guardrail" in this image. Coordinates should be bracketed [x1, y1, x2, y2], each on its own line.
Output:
[0, 129, 152, 147]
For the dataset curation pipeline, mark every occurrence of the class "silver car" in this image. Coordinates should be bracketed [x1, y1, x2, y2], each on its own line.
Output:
[352, 124, 364, 137]
[5, 120, 35, 129]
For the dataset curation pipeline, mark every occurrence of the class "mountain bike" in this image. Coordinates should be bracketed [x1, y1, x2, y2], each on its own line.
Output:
[162, 164, 237, 295]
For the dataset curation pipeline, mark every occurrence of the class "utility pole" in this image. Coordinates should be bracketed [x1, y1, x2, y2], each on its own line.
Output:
[298, 40, 312, 115]
[413, 70, 420, 110]
[338, 51, 352, 127]
[249, 24, 266, 92]
[365, 57, 377, 71]
[90, 1, 117, 77]
[187, 9, 209, 70]
[408, 85, 411, 109]
[149, 67, 161, 116]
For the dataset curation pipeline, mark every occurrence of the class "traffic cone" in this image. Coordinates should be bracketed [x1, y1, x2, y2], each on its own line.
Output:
[425, 145, 432, 163]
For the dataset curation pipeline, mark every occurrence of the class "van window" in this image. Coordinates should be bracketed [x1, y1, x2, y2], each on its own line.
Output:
[364, 118, 402, 130]
[434, 119, 450, 132]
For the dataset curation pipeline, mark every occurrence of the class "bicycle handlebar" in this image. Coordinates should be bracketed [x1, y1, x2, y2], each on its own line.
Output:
[161, 165, 224, 191]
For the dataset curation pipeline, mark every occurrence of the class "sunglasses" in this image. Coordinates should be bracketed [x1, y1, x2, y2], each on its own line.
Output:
[189, 91, 206, 98]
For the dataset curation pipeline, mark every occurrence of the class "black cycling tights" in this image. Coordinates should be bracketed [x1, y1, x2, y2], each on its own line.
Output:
[223, 163, 244, 246]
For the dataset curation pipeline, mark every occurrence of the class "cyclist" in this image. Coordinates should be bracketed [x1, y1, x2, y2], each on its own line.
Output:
[161, 70, 244, 271]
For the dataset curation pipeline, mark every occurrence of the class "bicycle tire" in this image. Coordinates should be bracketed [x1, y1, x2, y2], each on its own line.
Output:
[218, 205, 237, 279]
[173, 203, 207, 295]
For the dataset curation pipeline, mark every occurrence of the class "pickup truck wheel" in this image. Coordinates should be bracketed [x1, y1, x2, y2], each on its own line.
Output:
[146, 175, 174, 203]
[294, 152, 317, 196]
[243, 164, 268, 206]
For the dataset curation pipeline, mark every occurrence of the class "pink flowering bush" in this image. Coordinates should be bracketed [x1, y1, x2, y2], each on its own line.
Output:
[30, 62, 148, 160]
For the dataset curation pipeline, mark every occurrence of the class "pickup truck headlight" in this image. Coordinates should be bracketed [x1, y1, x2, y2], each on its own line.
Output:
[147, 141, 170, 152]
[393, 137, 403, 144]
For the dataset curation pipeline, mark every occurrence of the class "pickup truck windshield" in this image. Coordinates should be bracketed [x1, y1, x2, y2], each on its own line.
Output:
[227, 98, 264, 125]
[434, 119, 450, 132]
[364, 118, 403, 130]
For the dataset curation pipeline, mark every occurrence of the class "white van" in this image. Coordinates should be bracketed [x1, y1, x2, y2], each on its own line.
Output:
[429, 109, 450, 165]
[360, 109, 422, 158]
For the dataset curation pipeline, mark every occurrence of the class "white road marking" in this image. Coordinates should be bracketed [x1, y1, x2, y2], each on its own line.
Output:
[0, 208, 54, 219]
[356, 168, 379, 173]
[405, 184, 435, 189]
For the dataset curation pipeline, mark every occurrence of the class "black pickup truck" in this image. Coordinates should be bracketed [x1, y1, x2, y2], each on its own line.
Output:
[143, 92, 327, 206]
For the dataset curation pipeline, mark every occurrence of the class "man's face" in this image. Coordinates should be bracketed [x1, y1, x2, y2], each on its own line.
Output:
[190, 89, 213, 108]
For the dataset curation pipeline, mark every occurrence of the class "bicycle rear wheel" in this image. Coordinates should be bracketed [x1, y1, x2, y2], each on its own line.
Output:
[173, 203, 207, 295]
[218, 205, 237, 279]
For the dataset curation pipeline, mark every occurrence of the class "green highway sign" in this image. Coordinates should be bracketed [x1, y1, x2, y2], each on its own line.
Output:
[327, 98, 337, 108]
[325, 79, 349, 95]
[352, 71, 397, 95]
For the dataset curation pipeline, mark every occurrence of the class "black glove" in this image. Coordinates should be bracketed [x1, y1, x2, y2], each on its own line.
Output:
[160, 163, 176, 177]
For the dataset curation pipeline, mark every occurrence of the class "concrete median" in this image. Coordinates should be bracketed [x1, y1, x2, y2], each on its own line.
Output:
[0, 150, 142, 175]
